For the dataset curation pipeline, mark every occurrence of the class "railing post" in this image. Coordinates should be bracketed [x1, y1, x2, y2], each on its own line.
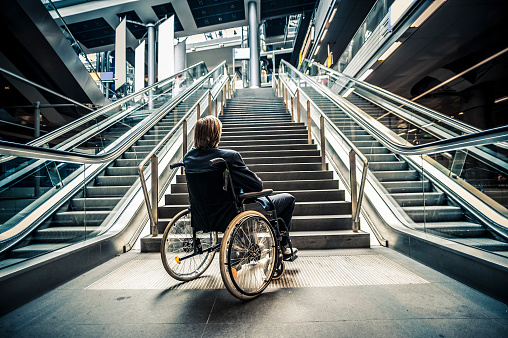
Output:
[297, 90, 300, 122]
[197, 103, 201, 118]
[151, 154, 158, 237]
[208, 92, 212, 115]
[183, 118, 188, 155]
[285, 89, 289, 115]
[215, 98, 218, 117]
[320, 115, 326, 171]
[223, 85, 227, 107]
[307, 100, 312, 144]
[291, 96, 294, 122]
[350, 150, 358, 232]
[221, 89, 224, 115]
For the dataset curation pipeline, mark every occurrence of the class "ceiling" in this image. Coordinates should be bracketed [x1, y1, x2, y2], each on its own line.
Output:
[361, 0, 508, 129]
[52, 0, 316, 53]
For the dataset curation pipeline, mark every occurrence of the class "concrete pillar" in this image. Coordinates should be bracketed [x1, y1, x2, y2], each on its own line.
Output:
[248, 1, 260, 88]
[147, 23, 156, 86]
[174, 40, 187, 73]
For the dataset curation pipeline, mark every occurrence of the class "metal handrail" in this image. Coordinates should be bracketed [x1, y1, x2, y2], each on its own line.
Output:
[138, 66, 229, 236]
[0, 62, 220, 164]
[0, 61, 206, 168]
[279, 73, 368, 229]
[5, 61, 205, 150]
[0, 67, 94, 112]
[287, 60, 508, 155]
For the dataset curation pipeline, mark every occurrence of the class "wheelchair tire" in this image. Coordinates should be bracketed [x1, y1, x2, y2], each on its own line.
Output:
[220, 210, 277, 300]
[161, 208, 218, 281]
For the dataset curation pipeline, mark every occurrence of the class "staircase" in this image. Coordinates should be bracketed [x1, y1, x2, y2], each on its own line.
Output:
[142, 88, 370, 252]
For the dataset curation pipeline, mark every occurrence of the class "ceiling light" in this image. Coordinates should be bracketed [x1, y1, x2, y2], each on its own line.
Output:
[411, 0, 446, 27]
[378, 41, 402, 61]
[320, 29, 328, 42]
[343, 88, 354, 98]
[358, 69, 374, 81]
[458, 112, 464, 115]
[314, 45, 321, 55]
[408, 128, 417, 133]
[329, 8, 337, 23]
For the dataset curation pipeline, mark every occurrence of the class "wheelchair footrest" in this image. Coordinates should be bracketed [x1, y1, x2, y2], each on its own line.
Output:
[283, 253, 298, 262]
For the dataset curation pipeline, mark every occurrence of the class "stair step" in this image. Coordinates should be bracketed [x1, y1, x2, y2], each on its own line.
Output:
[170, 179, 338, 193]
[54, 211, 110, 226]
[85, 186, 130, 197]
[165, 189, 345, 205]
[381, 180, 431, 193]
[35, 226, 100, 242]
[451, 238, 508, 251]
[96, 175, 138, 186]
[391, 192, 445, 207]
[373, 170, 419, 182]
[176, 170, 333, 183]
[289, 230, 370, 250]
[71, 197, 122, 210]
[368, 161, 408, 171]
[413, 222, 485, 237]
[10, 243, 69, 259]
[243, 155, 323, 165]
[403, 205, 462, 222]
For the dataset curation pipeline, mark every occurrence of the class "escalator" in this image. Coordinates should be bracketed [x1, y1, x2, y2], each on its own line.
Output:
[295, 59, 508, 253]
[0, 61, 228, 270]
[278, 59, 508, 300]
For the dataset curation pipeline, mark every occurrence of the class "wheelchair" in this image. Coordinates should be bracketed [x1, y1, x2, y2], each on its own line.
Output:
[160, 158, 297, 300]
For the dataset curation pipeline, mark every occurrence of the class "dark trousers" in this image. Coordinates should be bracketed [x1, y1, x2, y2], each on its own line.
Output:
[259, 193, 295, 246]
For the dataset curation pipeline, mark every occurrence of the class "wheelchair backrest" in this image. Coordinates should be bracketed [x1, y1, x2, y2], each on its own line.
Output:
[185, 167, 239, 233]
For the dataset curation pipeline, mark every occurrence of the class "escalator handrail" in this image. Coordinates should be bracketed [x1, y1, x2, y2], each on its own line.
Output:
[0, 66, 94, 112]
[281, 60, 508, 155]
[302, 59, 482, 135]
[0, 61, 206, 154]
[0, 61, 224, 164]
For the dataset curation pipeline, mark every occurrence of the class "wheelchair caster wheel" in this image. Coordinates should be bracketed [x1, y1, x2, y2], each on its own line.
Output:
[272, 261, 285, 280]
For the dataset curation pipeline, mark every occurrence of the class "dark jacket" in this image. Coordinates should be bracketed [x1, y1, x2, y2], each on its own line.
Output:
[183, 148, 263, 232]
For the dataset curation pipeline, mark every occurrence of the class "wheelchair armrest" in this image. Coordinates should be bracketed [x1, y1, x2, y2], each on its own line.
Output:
[170, 162, 185, 170]
[239, 189, 273, 201]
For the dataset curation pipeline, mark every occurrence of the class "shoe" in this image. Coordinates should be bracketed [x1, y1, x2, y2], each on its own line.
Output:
[282, 246, 298, 256]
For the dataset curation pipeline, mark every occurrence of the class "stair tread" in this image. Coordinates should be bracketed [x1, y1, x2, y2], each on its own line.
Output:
[414, 221, 482, 228]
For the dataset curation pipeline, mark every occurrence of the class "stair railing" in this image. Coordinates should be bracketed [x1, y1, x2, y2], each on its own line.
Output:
[138, 66, 230, 237]
[278, 71, 368, 231]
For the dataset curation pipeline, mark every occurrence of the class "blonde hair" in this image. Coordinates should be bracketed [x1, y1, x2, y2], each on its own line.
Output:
[194, 115, 222, 149]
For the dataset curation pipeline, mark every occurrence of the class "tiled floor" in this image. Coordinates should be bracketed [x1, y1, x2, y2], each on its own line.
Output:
[1, 247, 507, 337]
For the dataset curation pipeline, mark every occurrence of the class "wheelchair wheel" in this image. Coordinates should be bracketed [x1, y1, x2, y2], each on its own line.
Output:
[220, 210, 277, 300]
[161, 208, 218, 281]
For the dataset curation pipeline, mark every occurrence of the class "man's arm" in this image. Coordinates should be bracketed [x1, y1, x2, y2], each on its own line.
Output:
[230, 152, 263, 192]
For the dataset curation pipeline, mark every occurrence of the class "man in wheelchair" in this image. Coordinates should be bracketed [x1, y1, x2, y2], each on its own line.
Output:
[183, 115, 298, 260]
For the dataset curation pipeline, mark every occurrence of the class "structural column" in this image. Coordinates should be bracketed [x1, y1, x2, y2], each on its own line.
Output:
[174, 40, 187, 73]
[248, 0, 260, 88]
[147, 23, 156, 86]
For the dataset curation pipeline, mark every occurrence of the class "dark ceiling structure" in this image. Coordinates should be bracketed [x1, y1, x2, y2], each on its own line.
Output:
[59, 0, 318, 51]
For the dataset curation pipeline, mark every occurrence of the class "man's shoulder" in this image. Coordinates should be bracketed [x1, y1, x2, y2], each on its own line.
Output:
[216, 148, 239, 158]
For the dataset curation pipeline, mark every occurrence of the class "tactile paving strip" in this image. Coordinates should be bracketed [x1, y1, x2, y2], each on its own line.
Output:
[85, 254, 428, 290]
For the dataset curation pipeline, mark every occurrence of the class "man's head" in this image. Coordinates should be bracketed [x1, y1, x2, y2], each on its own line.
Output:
[194, 115, 222, 149]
